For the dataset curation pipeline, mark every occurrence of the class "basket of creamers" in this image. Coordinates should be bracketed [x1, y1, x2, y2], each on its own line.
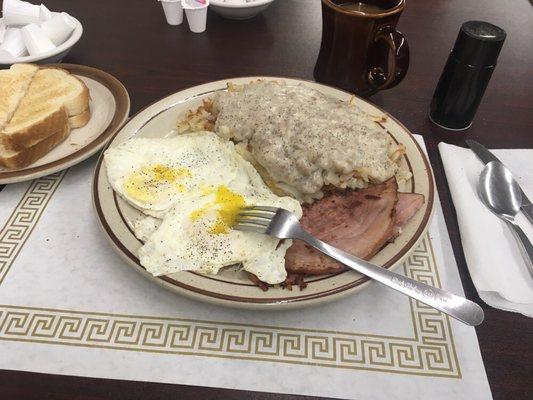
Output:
[0, 0, 82, 66]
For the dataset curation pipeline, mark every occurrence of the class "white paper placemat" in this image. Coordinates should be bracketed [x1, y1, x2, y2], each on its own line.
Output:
[0, 138, 491, 400]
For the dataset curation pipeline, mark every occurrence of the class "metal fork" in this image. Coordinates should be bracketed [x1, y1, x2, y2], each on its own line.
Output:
[235, 206, 484, 326]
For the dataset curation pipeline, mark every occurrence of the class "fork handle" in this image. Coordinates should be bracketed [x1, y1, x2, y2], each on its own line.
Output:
[298, 232, 484, 326]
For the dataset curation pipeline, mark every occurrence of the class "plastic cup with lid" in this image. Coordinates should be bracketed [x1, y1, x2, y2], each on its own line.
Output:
[2, 0, 42, 25]
[0, 28, 28, 57]
[21, 23, 56, 56]
[40, 12, 77, 46]
[182, 0, 209, 33]
[159, 0, 184, 26]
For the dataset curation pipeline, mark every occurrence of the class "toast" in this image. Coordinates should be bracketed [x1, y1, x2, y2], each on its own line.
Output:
[0, 64, 39, 131]
[0, 119, 70, 169]
[2, 67, 90, 150]
[69, 107, 91, 129]
[2, 106, 69, 150]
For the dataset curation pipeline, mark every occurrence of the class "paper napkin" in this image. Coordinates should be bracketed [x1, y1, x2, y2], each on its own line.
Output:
[439, 143, 533, 317]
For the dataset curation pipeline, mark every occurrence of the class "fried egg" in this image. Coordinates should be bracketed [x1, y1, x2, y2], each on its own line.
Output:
[104, 133, 241, 218]
[104, 132, 302, 284]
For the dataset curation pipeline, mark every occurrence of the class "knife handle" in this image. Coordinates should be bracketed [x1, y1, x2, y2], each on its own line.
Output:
[507, 221, 533, 277]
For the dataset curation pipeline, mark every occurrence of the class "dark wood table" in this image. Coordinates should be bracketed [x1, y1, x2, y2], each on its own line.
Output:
[1, 0, 532, 399]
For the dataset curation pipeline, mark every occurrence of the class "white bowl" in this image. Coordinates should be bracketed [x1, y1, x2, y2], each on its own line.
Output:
[210, 0, 275, 20]
[0, 12, 82, 68]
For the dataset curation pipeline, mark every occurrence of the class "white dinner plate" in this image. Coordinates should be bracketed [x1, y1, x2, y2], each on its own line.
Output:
[93, 77, 435, 309]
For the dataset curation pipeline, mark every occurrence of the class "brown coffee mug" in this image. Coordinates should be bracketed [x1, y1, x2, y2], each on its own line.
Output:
[314, 0, 409, 97]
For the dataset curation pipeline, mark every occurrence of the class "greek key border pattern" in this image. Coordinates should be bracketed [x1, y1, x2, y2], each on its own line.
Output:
[0, 174, 461, 377]
[0, 172, 66, 284]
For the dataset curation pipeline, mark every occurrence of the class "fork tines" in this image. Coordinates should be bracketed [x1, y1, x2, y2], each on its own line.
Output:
[233, 206, 279, 234]
[241, 205, 278, 212]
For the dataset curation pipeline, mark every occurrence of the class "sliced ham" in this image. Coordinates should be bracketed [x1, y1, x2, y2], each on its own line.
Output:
[395, 193, 425, 232]
[285, 178, 398, 275]
[284, 179, 425, 276]
[247, 179, 425, 287]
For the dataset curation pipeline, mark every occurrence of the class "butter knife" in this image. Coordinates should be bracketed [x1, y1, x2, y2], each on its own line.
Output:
[466, 139, 533, 225]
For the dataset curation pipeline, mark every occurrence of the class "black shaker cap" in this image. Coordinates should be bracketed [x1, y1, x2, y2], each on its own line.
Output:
[451, 21, 506, 67]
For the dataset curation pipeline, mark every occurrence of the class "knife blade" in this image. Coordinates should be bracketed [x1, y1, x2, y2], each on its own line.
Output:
[466, 139, 533, 225]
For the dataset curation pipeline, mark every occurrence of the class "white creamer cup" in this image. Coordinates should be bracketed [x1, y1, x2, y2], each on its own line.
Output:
[159, 0, 184, 26]
[182, 0, 209, 33]
[0, 49, 14, 59]
[21, 23, 56, 56]
[2, 0, 42, 25]
[40, 12, 76, 46]
[0, 28, 28, 57]
[39, 4, 52, 21]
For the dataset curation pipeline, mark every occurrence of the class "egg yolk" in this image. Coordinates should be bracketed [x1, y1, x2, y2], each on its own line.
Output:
[190, 185, 245, 235]
[124, 164, 191, 203]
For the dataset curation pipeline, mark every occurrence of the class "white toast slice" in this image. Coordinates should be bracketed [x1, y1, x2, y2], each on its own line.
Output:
[2, 106, 69, 150]
[0, 63, 39, 132]
[2, 67, 90, 149]
[68, 107, 91, 129]
[0, 119, 70, 169]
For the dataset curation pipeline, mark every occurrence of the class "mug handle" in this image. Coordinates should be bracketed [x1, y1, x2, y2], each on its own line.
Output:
[368, 26, 409, 90]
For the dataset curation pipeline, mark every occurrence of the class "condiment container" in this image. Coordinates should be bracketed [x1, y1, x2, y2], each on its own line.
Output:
[182, 0, 209, 33]
[0, 27, 27, 57]
[21, 23, 56, 55]
[40, 12, 77, 46]
[429, 21, 506, 130]
[2, 0, 42, 26]
[159, 0, 184, 26]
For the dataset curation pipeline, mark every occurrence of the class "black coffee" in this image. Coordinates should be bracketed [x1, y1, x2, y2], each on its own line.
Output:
[337, 1, 386, 14]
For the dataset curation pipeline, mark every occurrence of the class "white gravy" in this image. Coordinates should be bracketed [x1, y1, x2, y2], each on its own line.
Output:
[213, 81, 399, 201]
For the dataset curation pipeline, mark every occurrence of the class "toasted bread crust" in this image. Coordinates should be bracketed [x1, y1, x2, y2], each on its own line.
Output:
[71, 75, 91, 115]
[0, 122, 70, 169]
[3, 107, 69, 150]
[68, 107, 91, 128]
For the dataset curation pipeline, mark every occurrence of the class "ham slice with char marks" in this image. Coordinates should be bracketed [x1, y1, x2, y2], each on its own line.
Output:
[285, 178, 425, 276]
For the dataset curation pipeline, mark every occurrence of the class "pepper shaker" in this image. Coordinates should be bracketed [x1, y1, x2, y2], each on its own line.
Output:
[429, 21, 506, 131]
